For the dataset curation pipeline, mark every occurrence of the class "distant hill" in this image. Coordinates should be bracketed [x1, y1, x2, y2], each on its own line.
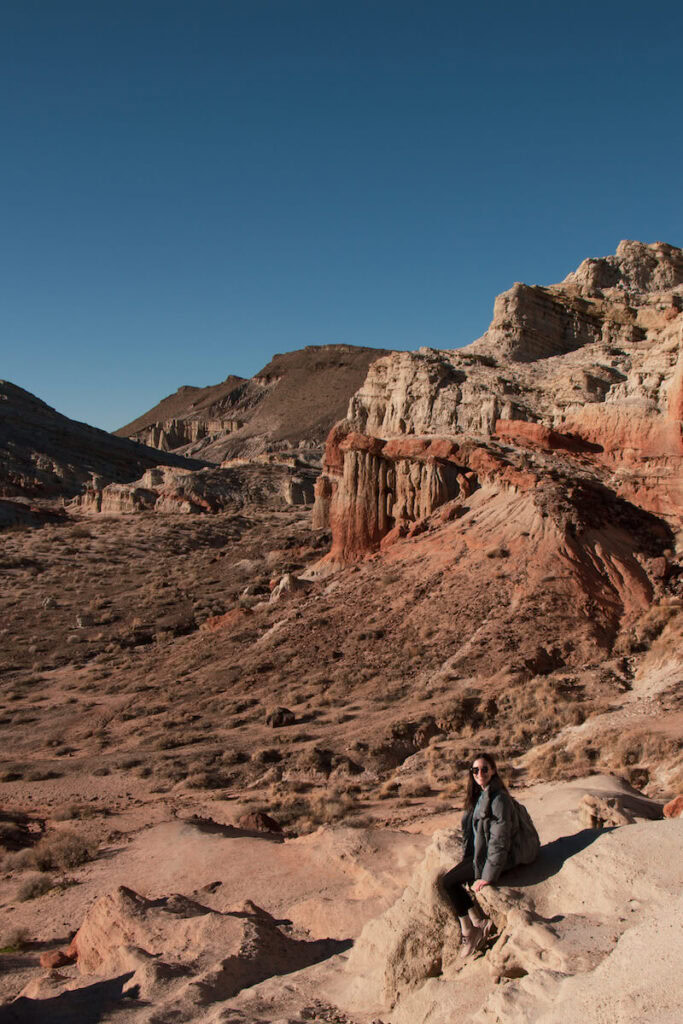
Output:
[115, 344, 392, 462]
[0, 380, 204, 500]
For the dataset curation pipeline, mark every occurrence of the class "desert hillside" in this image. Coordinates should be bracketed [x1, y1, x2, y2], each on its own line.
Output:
[0, 240, 681, 1023]
[115, 344, 391, 461]
[0, 381, 205, 504]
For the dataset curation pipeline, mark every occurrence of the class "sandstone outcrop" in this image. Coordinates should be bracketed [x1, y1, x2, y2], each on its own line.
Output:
[315, 241, 682, 570]
[336, 799, 683, 1024]
[57, 885, 346, 1017]
[71, 461, 317, 514]
[131, 414, 244, 452]
[663, 795, 683, 818]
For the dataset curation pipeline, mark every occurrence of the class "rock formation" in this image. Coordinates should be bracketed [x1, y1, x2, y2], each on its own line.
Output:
[315, 240, 682, 565]
[31, 885, 347, 1019]
[70, 461, 317, 514]
[336, 787, 683, 1024]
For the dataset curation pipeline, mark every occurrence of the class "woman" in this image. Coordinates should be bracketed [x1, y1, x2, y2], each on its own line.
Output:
[440, 752, 517, 957]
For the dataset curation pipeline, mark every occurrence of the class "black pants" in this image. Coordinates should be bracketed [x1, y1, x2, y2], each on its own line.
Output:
[441, 856, 475, 916]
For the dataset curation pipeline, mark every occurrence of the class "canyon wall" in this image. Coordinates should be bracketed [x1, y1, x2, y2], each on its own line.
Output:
[132, 417, 244, 452]
[315, 241, 683, 564]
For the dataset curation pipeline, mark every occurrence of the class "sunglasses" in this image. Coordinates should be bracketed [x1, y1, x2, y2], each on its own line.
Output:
[471, 766, 491, 776]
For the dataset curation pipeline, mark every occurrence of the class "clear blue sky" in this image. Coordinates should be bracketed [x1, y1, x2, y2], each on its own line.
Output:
[2, 1, 681, 431]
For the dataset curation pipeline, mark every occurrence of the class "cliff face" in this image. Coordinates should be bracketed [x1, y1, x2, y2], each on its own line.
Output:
[131, 416, 244, 452]
[317, 240, 683, 565]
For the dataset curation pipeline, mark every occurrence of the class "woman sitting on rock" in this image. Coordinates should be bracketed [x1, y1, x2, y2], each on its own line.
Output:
[441, 752, 529, 957]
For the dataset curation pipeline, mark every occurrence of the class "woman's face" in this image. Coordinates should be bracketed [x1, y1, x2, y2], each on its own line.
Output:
[471, 758, 493, 787]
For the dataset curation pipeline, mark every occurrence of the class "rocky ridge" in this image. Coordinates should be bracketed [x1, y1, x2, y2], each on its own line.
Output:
[116, 345, 391, 462]
[0, 381, 204, 501]
[2, 346, 387, 516]
[71, 461, 318, 515]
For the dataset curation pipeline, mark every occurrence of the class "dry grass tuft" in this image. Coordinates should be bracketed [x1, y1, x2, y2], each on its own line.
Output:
[4, 830, 97, 873]
[18, 873, 54, 901]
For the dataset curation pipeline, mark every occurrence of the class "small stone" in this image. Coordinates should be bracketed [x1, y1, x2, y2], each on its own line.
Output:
[663, 795, 683, 818]
[39, 950, 74, 970]
[235, 811, 283, 834]
[265, 707, 296, 728]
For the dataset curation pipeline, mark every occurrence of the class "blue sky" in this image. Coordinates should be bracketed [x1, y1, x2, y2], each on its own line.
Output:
[2, 1, 682, 431]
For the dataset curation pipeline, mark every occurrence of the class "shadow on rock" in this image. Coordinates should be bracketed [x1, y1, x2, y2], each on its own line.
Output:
[0, 972, 138, 1024]
[501, 827, 612, 887]
[181, 816, 284, 843]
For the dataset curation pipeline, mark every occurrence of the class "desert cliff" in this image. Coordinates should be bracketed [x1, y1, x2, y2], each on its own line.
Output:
[316, 239, 682, 563]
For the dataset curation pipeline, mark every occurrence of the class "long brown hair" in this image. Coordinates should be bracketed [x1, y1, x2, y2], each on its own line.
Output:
[464, 751, 509, 812]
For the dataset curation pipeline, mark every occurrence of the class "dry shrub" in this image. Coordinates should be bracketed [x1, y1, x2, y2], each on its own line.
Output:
[399, 778, 433, 798]
[642, 606, 683, 662]
[344, 813, 374, 829]
[184, 770, 234, 790]
[267, 785, 359, 832]
[378, 779, 399, 800]
[526, 724, 682, 789]
[25, 768, 62, 782]
[485, 546, 509, 559]
[496, 676, 588, 751]
[54, 803, 100, 821]
[18, 873, 54, 901]
[0, 822, 29, 850]
[307, 789, 358, 825]
[524, 742, 587, 782]
[6, 831, 97, 873]
[633, 601, 682, 645]
[613, 728, 681, 769]
[0, 926, 30, 951]
[69, 525, 92, 539]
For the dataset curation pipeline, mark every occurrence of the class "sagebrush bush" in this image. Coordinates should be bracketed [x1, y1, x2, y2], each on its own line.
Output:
[0, 926, 30, 951]
[5, 831, 97, 873]
[18, 873, 53, 901]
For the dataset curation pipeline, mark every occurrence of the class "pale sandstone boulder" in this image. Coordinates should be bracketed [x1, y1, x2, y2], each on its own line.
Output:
[578, 791, 663, 829]
[61, 886, 347, 1016]
[269, 573, 313, 602]
[337, 829, 463, 1012]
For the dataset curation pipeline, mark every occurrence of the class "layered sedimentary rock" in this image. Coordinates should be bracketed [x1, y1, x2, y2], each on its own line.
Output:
[338, 805, 683, 1024]
[316, 240, 683, 565]
[133, 416, 244, 451]
[72, 461, 317, 515]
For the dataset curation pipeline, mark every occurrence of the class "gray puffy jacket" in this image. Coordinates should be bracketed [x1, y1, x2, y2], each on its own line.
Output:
[461, 777, 518, 883]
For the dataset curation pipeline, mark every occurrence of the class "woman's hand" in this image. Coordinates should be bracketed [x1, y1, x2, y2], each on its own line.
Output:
[473, 879, 490, 892]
